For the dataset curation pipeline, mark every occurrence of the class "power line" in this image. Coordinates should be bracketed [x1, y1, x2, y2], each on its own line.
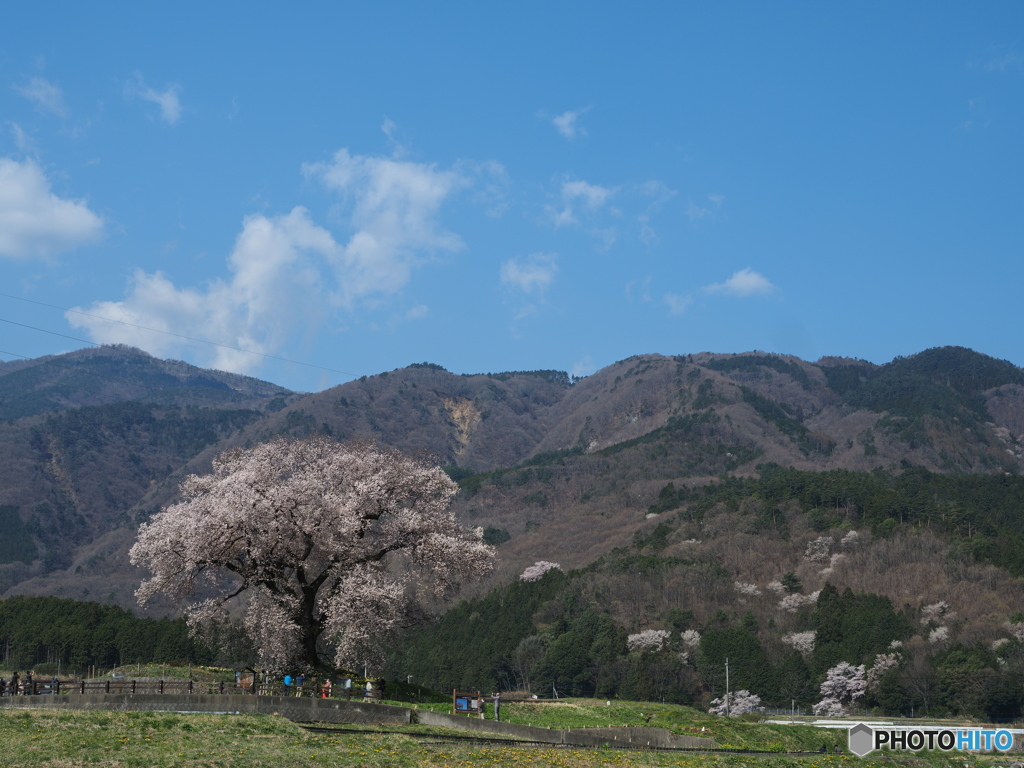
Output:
[0, 317, 100, 348]
[0, 348, 33, 361]
[0, 293, 360, 379]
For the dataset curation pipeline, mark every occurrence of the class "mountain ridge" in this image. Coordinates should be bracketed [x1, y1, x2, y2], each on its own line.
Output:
[0, 343, 1021, 608]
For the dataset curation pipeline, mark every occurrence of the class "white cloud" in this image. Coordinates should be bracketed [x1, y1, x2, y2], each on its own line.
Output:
[961, 98, 992, 131]
[968, 45, 1024, 73]
[380, 117, 409, 157]
[625, 276, 652, 303]
[406, 304, 428, 320]
[0, 157, 103, 258]
[564, 180, 612, 209]
[548, 178, 614, 228]
[552, 107, 590, 139]
[686, 202, 712, 221]
[14, 76, 68, 118]
[500, 252, 558, 295]
[69, 149, 466, 373]
[127, 72, 183, 124]
[69, 207, 336, 372]
[636, 181, 677, 244]
[304, 148, 467, 307]
[571, 355, 596, 378]
[704, 268, 775, 297]
[8, 123, 32, 152]
[686, 193, 725, 222]
[664, 293, 692, 315]
[638, 214, 657, 244]
[459, 159, 510, 218]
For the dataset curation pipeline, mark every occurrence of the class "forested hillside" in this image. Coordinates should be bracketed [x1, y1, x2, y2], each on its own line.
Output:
[2, 343, 1024, 716]
[389, 541, 1024, 719]
[1, 344, 1023, 628]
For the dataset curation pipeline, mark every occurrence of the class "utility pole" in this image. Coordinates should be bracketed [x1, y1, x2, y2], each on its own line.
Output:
[725, 658, 730, 717]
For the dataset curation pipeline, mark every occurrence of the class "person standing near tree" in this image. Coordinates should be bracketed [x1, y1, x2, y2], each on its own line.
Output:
[492, 691, 501, 722]
[283, 674, 292, 696]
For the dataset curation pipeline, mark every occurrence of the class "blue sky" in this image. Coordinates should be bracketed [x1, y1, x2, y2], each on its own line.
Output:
[1, 3, 1022, 392]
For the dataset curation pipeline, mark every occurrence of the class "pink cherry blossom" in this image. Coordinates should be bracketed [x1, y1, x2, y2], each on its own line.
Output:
[130, 436, 494, 672]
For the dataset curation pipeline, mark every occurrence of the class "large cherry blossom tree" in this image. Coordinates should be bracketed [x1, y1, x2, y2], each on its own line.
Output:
[130, 436, 495, 672]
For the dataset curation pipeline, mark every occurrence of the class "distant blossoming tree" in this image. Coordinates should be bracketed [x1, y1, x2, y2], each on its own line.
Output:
[782, 631, 816, 655]
[778, 590, 820, 613]
[813, 662, 866, 715]
[928, 626, 950, 644]
[627, 629, 670, 653]
[709, 690, 761, 716]
[804, 536, 833, 563]
[921, 601, 952, 624]
[866, 652, 901, 691]
[519, 561, 561, 582]
[1006, 622, 1024, 643]
[734, 581, 761, 597]
[130, 437, 495, 673]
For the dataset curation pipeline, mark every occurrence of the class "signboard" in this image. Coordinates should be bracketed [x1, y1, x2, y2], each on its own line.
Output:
[452, 690, 485, 718]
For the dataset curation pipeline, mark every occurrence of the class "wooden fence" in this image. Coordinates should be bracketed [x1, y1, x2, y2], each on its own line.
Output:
[0, 679, 383, 699]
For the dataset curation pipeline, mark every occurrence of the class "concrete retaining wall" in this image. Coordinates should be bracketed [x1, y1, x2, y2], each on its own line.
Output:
[0, 694, 411, 726]
[414, 709, 717, 749]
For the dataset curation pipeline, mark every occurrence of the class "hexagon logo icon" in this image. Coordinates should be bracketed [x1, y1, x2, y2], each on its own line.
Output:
[848, 723, 874, 756]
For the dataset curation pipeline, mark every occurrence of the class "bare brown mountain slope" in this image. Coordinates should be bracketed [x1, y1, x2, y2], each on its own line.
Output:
[2, 345, 1023, 608]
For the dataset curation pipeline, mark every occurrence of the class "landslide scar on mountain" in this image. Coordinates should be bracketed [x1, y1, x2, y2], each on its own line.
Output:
[441, 397, 481, 453]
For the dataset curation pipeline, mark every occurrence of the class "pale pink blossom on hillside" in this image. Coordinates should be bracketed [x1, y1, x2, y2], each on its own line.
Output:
[1005, 622, 1024, 642]
[921, 601, 953, 624]
[734, 581, 761, 597]
[519, 561, 562, 582]
[929, 626, 950, 644]
[866, 653, 900, 691]
[804, 536, 833, 563]
[783, 631, 816, 654]
[778, 590, 820, 612]
[813, 662, 865, 716]
[681, 629, 701, 649]
[627, 629, 670, 652]
[709, 690, 761, 716]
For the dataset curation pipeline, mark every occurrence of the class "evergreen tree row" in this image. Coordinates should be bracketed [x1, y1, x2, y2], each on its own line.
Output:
[0, 595, 213, 671]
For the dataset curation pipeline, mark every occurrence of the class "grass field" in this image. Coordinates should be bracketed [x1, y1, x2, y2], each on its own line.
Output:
[408, 699, 847, 752]
[0, 707, 997, 768]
